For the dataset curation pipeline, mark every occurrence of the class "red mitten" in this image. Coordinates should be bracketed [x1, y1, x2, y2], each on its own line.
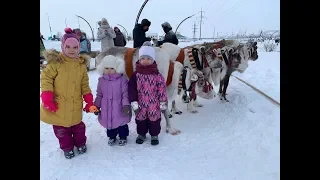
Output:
[83, 93, 94, 112]
[41, 91, 58, 112]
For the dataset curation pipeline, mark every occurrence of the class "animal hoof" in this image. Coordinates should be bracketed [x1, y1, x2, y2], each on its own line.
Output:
[175, 111, 182, 115]
[191, 110, 198, 113]
[168, 114, 173, 118]
[171, 131, 178, 135]
[196, 104, 203, 107]
[169, 128, 181, 135]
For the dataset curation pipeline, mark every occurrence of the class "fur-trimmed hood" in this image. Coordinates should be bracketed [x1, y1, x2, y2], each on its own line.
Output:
[42, 49, 90, 64]
[96, 55, 125, 75]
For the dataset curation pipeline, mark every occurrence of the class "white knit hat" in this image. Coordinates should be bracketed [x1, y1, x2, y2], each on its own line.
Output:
[139, 45, 156, 62]
[97, 55, 125, 75]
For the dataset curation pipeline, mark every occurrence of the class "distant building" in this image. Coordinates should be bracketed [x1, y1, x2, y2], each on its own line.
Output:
[176, 33, 187, 39]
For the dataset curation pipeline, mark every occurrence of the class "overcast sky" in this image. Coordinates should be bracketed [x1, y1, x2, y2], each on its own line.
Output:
[40, 0, 279, 38]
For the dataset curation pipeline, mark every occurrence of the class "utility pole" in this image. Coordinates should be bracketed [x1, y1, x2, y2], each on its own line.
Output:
[46, 13, 52, 37]
[197, 7, 206, 40]
[213, 27, 216, 40]
[77, 17, 81, 29]
[192, 22, 198, 41]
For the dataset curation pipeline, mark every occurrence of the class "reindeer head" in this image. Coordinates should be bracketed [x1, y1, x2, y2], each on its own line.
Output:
[230, 44, 258, 72]
[200, 44, 223, 69]
[246, 41, 258, 61]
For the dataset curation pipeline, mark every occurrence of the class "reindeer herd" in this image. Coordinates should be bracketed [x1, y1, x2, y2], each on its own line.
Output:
[94, 39, 259, 135]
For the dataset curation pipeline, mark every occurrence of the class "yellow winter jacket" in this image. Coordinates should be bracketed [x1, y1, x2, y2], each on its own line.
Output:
[40, 50, 91, 127]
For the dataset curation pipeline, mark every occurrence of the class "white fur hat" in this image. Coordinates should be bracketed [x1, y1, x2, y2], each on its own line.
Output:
[139, 45, 155, 62]
[97, 55, 125, 75]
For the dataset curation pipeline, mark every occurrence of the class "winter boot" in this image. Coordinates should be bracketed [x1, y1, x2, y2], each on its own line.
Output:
[151, 136, 159, 145]
[136, 134, 146, 144]
[108, 137, 116, 146]
[119, 137, 127, 146]
[77, 145, 87, 154]
[64, 150, 75, 159]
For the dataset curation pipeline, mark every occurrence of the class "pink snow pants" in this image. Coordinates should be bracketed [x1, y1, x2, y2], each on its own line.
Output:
[52, 121, 86, 151]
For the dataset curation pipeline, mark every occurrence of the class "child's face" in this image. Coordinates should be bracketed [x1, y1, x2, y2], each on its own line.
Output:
[65, 45, 79, 57]
[139, 57, 153, 65]
[104, 67, 116, 74]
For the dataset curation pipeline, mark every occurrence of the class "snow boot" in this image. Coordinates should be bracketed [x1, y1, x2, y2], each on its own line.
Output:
[108, 137, 116, 146]
[136, 135, 146, 144]
[64, 150, 75, 159]
[151, 136, 159, 145]
[77, 145, 87, 154]
[119, 137, 127, 146]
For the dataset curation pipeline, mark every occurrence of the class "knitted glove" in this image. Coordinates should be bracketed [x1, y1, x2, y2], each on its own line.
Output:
[41, 91, 57, 112]
[121, 105, 131, 116]
[131, 101, 139, 115]
[160, 102, 167, 111]
[83, 93, 94, 112]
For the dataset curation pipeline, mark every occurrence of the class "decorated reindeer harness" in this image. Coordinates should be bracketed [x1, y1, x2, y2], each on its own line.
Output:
[179, 47, 214, 101]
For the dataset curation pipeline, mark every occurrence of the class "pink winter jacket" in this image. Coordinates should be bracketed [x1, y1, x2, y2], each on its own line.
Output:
[128, 63, 168, 121]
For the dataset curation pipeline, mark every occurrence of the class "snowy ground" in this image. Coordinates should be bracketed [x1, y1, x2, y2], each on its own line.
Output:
[40, 40, 280, 180]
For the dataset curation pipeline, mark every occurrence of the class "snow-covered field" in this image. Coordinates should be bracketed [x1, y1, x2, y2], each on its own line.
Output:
[40, 40, 280, 180]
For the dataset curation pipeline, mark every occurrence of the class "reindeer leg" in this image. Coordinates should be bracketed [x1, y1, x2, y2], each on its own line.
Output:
[218, 79, 223, 97]
[171, 100, 182, 115]
[193, 95, 203, 107]
[187, 99, 198, 113]
[221, 73, 231, 102]
[163, 109, 181, 135]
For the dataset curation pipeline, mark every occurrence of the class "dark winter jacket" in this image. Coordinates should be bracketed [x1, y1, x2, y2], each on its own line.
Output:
[133, 19, 151, 48]
[157, 22, 179, 46]
[113, 29, 127, 47]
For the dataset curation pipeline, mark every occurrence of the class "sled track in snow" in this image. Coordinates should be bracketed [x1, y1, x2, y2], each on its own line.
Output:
[231, 75, 280, 108]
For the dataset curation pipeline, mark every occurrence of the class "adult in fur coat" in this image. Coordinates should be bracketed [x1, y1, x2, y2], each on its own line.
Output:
[97, 18, 116, 52]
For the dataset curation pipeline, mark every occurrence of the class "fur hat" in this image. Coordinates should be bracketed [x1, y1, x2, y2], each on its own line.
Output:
[139, 42, 155, 62]
[97, 55, 125, 75]
[101, 18, 109, 24]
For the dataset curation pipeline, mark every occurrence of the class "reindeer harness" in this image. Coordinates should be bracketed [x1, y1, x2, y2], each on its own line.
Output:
[179, 47, 213, 100]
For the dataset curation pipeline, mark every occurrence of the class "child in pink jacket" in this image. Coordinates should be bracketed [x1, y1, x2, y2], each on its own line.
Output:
[128, 43, 168, 145]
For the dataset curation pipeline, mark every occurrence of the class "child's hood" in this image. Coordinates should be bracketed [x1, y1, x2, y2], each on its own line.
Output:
[97, 55, 126, 76]
[42, 49, 90, 64]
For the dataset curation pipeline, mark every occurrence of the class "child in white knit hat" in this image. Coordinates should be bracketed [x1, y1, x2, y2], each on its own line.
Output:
[89, 55, 131, 146]
[128, 43, 168, 145]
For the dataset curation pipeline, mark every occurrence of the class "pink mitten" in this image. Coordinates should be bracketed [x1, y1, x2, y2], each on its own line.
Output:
[41, 91, 57, 112]
[83, 93, 94, 112]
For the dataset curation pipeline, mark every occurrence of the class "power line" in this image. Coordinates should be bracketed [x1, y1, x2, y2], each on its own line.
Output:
[212, 0, 249, 22]
[221, 0, 248, 17]
[203, 0, 216, 12]
[206, 0, 231, 20]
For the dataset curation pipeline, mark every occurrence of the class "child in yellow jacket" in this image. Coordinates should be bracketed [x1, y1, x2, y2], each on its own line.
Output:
[40, 28, 94, 159]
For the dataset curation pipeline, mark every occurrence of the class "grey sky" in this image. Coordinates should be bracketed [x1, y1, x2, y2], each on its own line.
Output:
[40, 0, 279, 38]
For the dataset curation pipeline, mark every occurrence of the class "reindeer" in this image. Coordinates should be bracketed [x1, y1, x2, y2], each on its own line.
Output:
[154, 43, 222, 114]
[203, 41, 259, 102]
